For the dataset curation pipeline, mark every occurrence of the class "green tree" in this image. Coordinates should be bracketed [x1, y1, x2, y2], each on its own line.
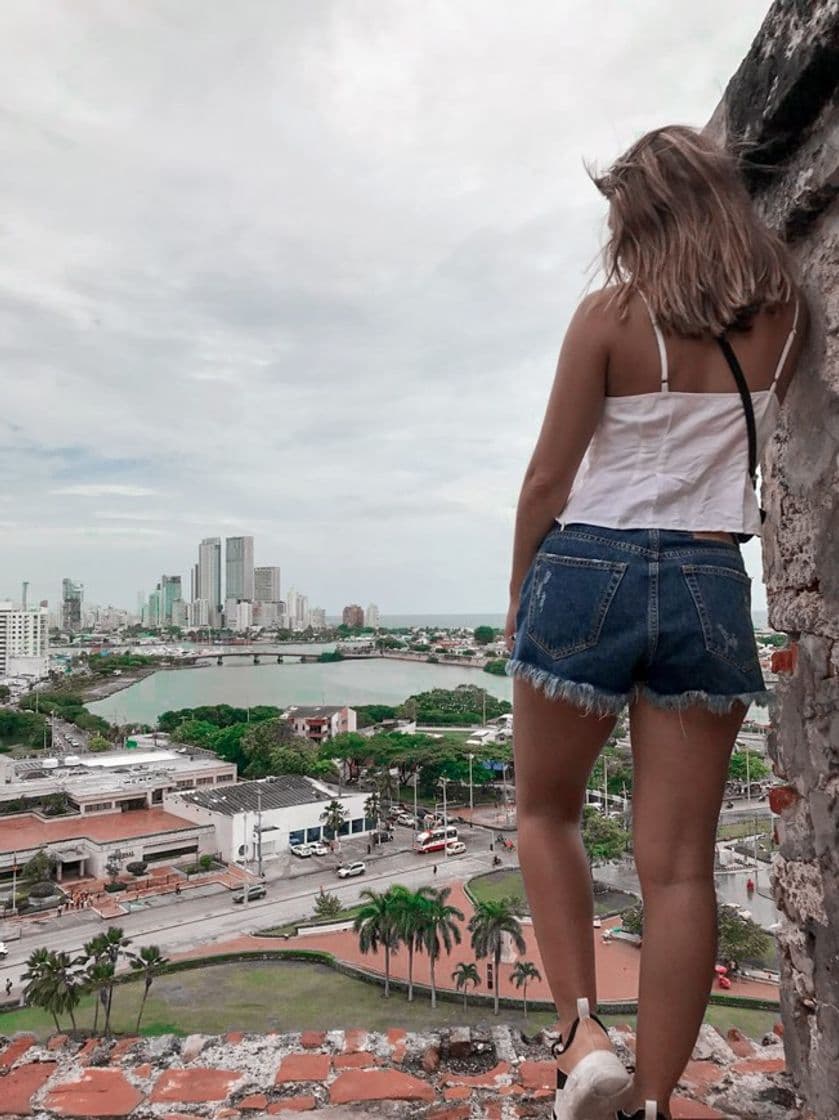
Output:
[416, 886, 464, 1009]
[87, 735, 111, 753]
[100, 926, 132, 1035]
[728, 750, 770, 783]
[452, 961, 481, 1010]
[473, 626, 497, 646]
[22, 848, 57, 884]
[511, 960, 542, 1019]
[390, 884, 436, 1002]
[127, 945, 168, 1033]
[313, 889, 343, 920]
[320, 800, 348, 850]
[717, 903, 772, 963]
[0, 684, 11, 702]
[468, 897, 527, 1015]
[353, 887, 402, 998]
[82, 934, 110, 1035]
[22, 948, 84, 1033]
[581, 806, 629, 869]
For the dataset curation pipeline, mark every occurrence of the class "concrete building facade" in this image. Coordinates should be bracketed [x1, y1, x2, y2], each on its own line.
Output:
[0, 601, 49, 680]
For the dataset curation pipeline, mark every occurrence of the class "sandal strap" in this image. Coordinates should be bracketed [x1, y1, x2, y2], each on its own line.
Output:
[550, 1009, 611, 1057]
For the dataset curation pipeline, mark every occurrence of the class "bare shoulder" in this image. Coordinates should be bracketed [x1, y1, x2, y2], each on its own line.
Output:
[569, 286, 625, 337]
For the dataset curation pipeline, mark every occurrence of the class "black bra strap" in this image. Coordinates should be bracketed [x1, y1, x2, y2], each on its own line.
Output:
[716, 336, 757, 485]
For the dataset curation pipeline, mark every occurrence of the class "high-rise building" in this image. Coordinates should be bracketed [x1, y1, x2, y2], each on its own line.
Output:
[160, 575, 182, 625]
[342, 604, 365, 629]
[310, 607, 327, 631]
[171, 599, 188, 628]
[254, 566, 282, 604]
[225, 536, 254, 602]
[144, 587, 162, 628]
[286, 588, 299, 628]
[0, 601, 50, 678]
[61, 578, 84, 632]
[365, 603, 380, 629]
[197, 538, 222, 626]
[226, 599, 252, 633]
[187, 599, 210, 628]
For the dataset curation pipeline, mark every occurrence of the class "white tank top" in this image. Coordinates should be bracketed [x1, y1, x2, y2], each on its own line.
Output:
[558, 299, 800, 537]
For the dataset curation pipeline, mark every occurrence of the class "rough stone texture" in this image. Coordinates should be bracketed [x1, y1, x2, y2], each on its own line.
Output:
[709, 4, 839, 1118]
[0, 1027, 805, 1119]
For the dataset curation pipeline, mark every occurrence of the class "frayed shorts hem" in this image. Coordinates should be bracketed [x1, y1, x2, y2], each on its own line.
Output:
[505, 658, 773, 718]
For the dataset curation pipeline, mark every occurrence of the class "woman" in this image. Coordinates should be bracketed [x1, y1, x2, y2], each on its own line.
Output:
[504, 126, 807, 1120]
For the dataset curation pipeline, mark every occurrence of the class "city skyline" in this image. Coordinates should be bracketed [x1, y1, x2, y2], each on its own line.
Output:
[1, 2, 772, 612]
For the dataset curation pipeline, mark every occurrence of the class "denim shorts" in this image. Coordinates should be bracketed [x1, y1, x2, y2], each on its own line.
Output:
[506, 523, 771, 717]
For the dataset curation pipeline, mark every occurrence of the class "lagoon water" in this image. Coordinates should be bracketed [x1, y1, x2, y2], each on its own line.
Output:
[88, 657, 514, 726]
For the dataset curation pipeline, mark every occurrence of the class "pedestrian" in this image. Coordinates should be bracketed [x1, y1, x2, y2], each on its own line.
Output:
[367, 843, 372, 855]
[4, 978, 12, 997]
[503, 125, 806, 1120]
[432, 864, 437, 875]
[489, 842, 494, 852]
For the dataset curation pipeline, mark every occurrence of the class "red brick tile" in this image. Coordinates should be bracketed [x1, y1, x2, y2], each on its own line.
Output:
[333, 1050, 378, 1068]
[75, 1039, 100, 1066]
[725, 1027, 756, 1058]
[482, 1102, 503, 1120]
[343, 1028, 367, 1052]
[426, 1105, 472, 1120]
[732, 1056, 785, 1075]
[387, 1028, 407, 1045]
[0, 1061, 56, 1116]
[217, 1110, 240, 1119]
[518, 1059, 555, 1089]
[110, 1037, 141, 1063]
[44, 1068, 145, 1117]
[670, 1097, 726, 1119]
[442, 1060, 510, 1087]
[238, 1093, 269, 1110]
[329, 1068, 436, 1104]
[679, 1059, 727, 1091]
[299, 1030, 325, 1049]
[226, 1031, 245, 1044]
[275, 1052, 332, 1083]
[442, 1085, 472, 1100]
[47, 1034, 69, 1051]
[0, 1034, 37, 1070]
[133, 1062, 153, 1079]
[773, 1020, 785, 1037]
[267, 1097, 317, 1113]
[151, 1068, 243, 1103]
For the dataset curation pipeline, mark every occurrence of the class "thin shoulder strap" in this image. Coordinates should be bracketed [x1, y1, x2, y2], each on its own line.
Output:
[770, 298, 801, 391]
[638, 292, 669, 391]
[717, 336, 757, 484]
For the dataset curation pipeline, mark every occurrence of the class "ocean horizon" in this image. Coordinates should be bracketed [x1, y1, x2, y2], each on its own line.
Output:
[328, 609, 771, 630]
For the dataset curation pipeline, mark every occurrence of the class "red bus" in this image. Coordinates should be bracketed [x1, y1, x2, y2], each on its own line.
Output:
[414, 826, 458, 853]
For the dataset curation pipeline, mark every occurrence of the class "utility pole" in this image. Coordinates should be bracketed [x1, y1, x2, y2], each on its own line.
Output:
[468, 753, 474, 812]
[440, 777, 449, 859]
[256, 784, 263, 879]
[603, 756, 609, 814]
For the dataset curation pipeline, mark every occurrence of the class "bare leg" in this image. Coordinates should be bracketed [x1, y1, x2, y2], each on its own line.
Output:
[625, 697, 743, 1116]
[512, 677, 617, 1065]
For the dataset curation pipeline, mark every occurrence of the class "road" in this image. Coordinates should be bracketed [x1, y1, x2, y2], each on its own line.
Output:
[0, 827, 498, 993]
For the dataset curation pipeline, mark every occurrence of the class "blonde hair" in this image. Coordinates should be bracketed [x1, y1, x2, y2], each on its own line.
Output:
[591, 125, 796, 337]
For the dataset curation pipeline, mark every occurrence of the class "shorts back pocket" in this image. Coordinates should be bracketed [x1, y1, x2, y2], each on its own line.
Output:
[526, 553, 627, 661]
[681, 563, 756, 674]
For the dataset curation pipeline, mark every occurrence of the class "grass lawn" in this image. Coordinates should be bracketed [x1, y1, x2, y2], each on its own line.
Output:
[468, 868, 636, 917]
[718, 819, 772, 841]
[259, 903, 367, 937]
[0, 960, 780, 1041]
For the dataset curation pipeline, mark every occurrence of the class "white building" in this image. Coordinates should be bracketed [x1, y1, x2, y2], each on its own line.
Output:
[197, 538, 222, 626]
[365, 603, 380, 628]
[310, 608, 327, 631]
[225, 600, 253, 632]
[0, 601, 50, 680]
[187, 598, 210, 628]
[254, 566, 282, 604]
[225, 536, 254, 602]
[168, 775, 374, 864]
[282, 705, 357, 743]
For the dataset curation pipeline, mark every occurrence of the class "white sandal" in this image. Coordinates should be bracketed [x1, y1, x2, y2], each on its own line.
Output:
[552, 997, 632, 1120]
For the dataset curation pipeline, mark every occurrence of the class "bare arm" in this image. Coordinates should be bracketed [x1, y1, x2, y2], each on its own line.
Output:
[508, 292, 610, 601]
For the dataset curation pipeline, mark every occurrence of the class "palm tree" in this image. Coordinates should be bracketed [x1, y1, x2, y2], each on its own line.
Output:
[320, 800, 347, 852]
[452, 961, 481, 1010]
[468, 898, 527, 1015]
[375, 767, 400, 813]
[363, 792, 382, 833]
[22, 949, 83, 1033]
[353, 888, 401, 998]
[390, 884, 435, 1002]
[100, 926, 132, 1035]
[127, 945, 168, 1033]
[82, 934, 111, 1034]
[511, 960, 541, 1019]
[416, 886, 464, 1008]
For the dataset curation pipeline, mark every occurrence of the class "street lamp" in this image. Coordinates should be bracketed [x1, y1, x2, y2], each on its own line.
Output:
[439, 776, 450, 858]
[467, 753, 475, 813]
[501, 764, 512, 825]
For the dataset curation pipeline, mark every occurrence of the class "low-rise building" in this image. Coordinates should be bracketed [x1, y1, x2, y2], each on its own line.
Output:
[282, 705, 357, 744]
[167, 775, 373, 864]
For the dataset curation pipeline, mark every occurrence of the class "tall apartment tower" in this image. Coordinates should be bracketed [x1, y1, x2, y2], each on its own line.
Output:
[61, 578, 84, 632]
[342, 604, 365, 628]
[254, 566, 282, 603]
[225, 536, 254, 602]
[197, 537, 222, 626]
[0, 601, 49, 677]
[365, 603, 380, 628]
[160, 575, 182, 625]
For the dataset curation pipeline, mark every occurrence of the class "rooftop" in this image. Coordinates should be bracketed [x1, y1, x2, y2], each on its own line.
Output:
[0, 807, 202, 856]
[284, 705, 347, 718]
[176, 775, 335, 816]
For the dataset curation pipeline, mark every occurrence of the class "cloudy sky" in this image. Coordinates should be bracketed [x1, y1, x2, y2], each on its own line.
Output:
[2, 0, 773, 615]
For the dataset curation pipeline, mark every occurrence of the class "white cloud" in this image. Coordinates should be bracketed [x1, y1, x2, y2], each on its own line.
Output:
[1, 0, 772, 611]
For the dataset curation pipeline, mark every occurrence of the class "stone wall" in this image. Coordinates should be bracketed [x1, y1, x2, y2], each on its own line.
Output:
[710, 4, 839, 1118]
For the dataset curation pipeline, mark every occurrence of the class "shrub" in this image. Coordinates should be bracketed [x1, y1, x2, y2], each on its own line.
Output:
[28, 881, 60, 899]
[198, 854, 215, 871]
[126, 861, 148, 876]
[105, 881, 127, 893]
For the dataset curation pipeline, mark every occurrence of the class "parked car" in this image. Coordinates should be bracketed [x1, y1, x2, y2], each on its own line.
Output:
[336, 861, 366, 879]
[309, 842, 329, 856]
[0, 941, 8, 959]
[445, 840, 466, 855]
[395, 813, 416, 826]
[232, 884, 268, 903]
[290, 843, 313, 858]
[370, 829, 392, 842]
